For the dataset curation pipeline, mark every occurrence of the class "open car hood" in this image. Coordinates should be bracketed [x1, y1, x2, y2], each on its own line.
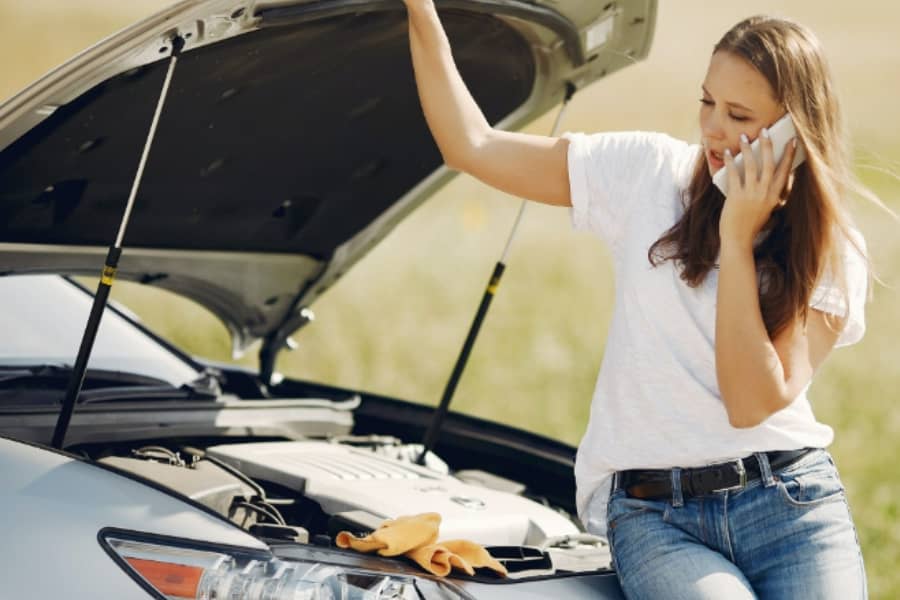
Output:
[0, 0, 656, 359]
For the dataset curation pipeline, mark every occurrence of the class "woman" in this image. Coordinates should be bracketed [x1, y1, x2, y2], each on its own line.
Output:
[402, 3, 869, 598]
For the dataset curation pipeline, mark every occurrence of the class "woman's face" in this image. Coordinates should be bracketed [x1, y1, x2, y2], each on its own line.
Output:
[699, 50, 784, 175]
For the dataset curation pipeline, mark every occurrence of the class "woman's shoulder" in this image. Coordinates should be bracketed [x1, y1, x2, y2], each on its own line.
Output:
[564, 130, 701, 250]
[564, 130, 700, 182]
[564, 129, 697, 155]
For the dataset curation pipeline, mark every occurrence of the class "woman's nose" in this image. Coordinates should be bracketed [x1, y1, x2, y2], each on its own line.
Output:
[701, 112, 726, 142]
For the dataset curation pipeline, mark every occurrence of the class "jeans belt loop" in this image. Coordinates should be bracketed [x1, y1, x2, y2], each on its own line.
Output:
[755, 451, 776, 487]
[710, 458, 747, 493]
[671, 467, 684, 507]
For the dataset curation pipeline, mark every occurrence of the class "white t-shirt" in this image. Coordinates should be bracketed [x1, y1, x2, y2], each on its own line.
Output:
[563, 131, 868, 534]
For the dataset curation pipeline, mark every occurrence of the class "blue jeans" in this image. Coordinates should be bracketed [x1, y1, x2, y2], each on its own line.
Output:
[596, 449, 867, 599]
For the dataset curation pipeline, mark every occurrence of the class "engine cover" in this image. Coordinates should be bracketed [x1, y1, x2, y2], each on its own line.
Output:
[206, 441, 579, 546]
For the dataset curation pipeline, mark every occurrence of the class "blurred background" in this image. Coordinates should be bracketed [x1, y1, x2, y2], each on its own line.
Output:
[2, 0, 898, 596]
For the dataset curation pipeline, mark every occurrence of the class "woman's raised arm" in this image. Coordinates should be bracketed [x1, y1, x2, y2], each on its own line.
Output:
[404, 0, 572, 207]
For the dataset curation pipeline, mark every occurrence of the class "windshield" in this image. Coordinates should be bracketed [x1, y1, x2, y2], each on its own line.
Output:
[0, 275, 201, 387]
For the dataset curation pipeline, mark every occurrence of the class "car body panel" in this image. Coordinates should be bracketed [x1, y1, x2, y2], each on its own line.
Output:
[0, 436, 265, 599]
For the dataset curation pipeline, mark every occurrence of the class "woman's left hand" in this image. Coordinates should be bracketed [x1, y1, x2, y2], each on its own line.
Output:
[719, 129, 798, 248]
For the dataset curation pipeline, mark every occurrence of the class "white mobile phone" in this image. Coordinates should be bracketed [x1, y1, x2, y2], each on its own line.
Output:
[712, 112, 806, 196]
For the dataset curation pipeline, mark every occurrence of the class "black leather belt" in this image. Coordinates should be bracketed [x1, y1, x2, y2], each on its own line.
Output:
[614, 448, 815, 500]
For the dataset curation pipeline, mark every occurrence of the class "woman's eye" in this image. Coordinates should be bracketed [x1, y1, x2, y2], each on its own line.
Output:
[698, 97, 749, 121]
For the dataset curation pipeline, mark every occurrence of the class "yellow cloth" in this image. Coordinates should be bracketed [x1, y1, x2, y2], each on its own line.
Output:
[335, 512, 440, 557]
[335, 513, 508, 578]
[406, 539, 508, 577]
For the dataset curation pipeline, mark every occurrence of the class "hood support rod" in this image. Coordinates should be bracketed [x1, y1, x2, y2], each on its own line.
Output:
[417, 83, 576, 465]
[51, 36, 185, 449]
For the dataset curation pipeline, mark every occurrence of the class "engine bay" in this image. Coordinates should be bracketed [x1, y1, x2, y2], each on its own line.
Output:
[90, 435, 611, 579]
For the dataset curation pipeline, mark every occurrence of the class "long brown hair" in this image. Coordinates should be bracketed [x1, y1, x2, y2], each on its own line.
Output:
[648, 16, 865, 339]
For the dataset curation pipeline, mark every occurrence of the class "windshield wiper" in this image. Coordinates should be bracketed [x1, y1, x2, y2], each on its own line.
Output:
[1, 364, 172, 388]
[0, 364, 219, 404]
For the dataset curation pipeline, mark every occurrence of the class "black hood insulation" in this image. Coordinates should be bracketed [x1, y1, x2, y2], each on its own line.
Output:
[0, 10, 534, 259]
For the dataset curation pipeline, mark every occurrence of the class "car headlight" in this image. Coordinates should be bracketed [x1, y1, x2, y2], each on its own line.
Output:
[100, 530, 469, 600]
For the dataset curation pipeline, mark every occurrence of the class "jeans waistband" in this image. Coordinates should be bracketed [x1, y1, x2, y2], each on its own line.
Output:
[613, 448, 816, 501]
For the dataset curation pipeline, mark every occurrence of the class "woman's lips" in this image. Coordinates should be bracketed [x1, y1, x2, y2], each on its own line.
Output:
[707, 149, 725, 171]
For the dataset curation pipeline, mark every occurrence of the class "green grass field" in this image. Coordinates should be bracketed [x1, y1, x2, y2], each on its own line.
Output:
[3, 0, 899, 596]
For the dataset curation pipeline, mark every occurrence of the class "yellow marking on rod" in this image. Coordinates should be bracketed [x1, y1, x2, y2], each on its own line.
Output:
[100, 266, 117, 286]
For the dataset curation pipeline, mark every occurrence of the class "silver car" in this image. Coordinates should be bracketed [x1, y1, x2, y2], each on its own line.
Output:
[0, 1, 656, 597]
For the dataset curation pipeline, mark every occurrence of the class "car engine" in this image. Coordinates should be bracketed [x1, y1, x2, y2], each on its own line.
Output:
[205, 440, 577, 546]
[97, 437, 611, 576]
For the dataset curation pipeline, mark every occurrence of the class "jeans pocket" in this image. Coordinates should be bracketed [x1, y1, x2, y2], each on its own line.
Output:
[606, 488, 658, 530]
[775, 453, 846, 507]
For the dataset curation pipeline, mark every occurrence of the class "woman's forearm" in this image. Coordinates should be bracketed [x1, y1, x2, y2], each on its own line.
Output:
[715, 240, 791, 428]
[405, 1, 491, 169]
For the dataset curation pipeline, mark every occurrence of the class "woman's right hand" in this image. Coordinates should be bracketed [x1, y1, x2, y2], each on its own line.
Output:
[402, 0, 572, 206]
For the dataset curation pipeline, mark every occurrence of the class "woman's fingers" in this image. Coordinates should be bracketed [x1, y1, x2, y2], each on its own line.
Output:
[724, 148, 740, 192]
[771, 137, 798, 203]
[739, 133, 756, 187]
[758, 127, 775, 189]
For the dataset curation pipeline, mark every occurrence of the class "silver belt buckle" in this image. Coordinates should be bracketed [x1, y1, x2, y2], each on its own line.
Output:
[711, 458, 747, 493]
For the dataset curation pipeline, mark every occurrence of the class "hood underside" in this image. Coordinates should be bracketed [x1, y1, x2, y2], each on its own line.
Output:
[0, 0, 657, 356]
